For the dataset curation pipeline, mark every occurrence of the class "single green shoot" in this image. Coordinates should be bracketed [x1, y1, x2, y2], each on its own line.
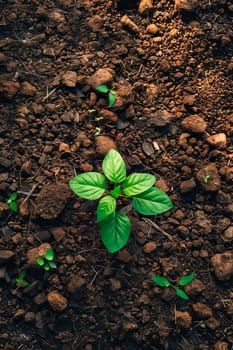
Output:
[12, 270, 29, 287]
[95, 85, 116, 107]
[36, 249, 56, 271]
[69, 149, 173, 253]
[151, 273, 195, 300]
[203, 175, 210, 183]
[7, 193, 18, 212]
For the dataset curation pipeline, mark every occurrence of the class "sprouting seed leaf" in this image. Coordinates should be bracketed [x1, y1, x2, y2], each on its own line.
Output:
[94, 127, 101, 136]
[36, 258, 45, 266]
[178, 273, 195, 286]
[19, 270, 26, 279]
[132, 187, 173, 215]
[175, 288, 189, 300]
[10, 193, 17, 201]
[21, 280, 29, 287]
[48, 261, 57, 269]
[69, 172, 107, 200]
[123, 173, 155, 197]
[95, 85, 109, 93]
[9, 202, 18, 212]
[102, 149, 127, 184]
[12, 278, 19, 284]
[97, 195, 116, 222]
[88, 109, 96, 113]
[45, 249, 54, 261]
[44, 264, 50, 271]
[109, 185, 121, 199]
[100, 212, 131, 253]
[151, 276, 171, 287]
[109, 90, 116, 106]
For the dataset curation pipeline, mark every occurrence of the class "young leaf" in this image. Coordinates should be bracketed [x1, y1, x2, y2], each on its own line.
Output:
[10, 193, 17, 201]
[132, 187, 173, 215]
[175, 288, 189, 300]
[48, 261, 57, 269]
[95, 85, 109, 93]
[109, 90, 116, 106]
[151, 276, 171, 287]
[102, 149, 127, 183]
[100, 212, 131, 253]
[45, 249, 54, 261]
[69, 172, 107, 200]
[44, 264, 50, 271]
[109, 185, 121, 199]
[21, 280, 29, 287]
[9, 202, 18, 212]
[178, 273, 195, 286]
[123, 173, 155, 197]
[12, 278, 19, 284]
[36, 258, 45, 266]
[19, 270, 26, 279]
[97, 195, 116, 222]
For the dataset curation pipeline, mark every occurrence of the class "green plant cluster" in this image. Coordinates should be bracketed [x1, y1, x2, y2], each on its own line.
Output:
[95, 85, 116, 106]
[36, 249, 56, 271]
[69, 149, 173, 253]
[12, 270, 29, 287]
[7, 193, 18, 212]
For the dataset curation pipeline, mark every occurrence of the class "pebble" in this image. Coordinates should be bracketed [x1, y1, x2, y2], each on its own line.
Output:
[138, 0, 153, 14]
[175, 0, 199, 12]
[181, 115, 207, 133]
[184, 278, 205, 296]
[61, 71, 77, 88]
[88, 68, 114, 89]
[112, 83, 134, 110]
[109, 278, 121, 290]
[33, 293, 47, 305]
[196, 163, 221, 192]
[210, 252, 233, 281]
[49, 227, 66, 241]
[0, 250, 15, 266]
[95, 135, 117, 155]
[214, 341, 229, 350]
[192, 303, 213, 318]
[223, 226, 233, 242]
[183, 94, 196, 106]
[117, 249, 132, 262]
[87, 15, 103, 32]
[143, 242, 157, 254]
[24, 312, 35, 323]
[99, 109, 118, 122]
[142, 142, 154, 156]
[0, 202, 10, 220]
[26, 243, 52, 265]
[121, 15, 139, 33]
[47, 290, 68, 312]
[20, 81, 37, 96]
[146, 24, 159, 35]
[0, 81, 20, 98]
[205, 317, 221, 330]
[180, 177, 196, 193]
[176, 310, 192, 328]
[67, 276, 85, 294]
[207, 133, 227, 149]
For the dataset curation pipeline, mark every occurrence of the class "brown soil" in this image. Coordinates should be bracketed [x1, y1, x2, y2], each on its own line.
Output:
[0, 1, 233, 349]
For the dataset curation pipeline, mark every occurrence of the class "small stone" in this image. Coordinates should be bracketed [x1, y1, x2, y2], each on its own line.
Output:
[0, 250, 15, 266]
[80, 163, 94, 172]
[184, 278, 205, 296]
[33, 293, 47, 305]
[183, 94, 196, 106]
[143, 242, 157, 254]
[207, 133, 227, 149]
[214, 341, 229, 350]
[180, 177, 196, 193]
[210, 252, 233, 281]
[67, 276, 85, 294]
[205, 317, 221, 330]
[20, 160, 32, 176]
[181, 115, 207, 133]
[21, 81, 37, 96]
[142, 142, 154, 156]
[49, 227, 66, 241]
[24, 312, 35, 323]
[87, 15, 103, 32]
[117, 249, 132, 263]
[223, 226, 233, 242]
[175, 0, 199, 12]
[88, 68, 114, 89]
[176, 310, 192, 328]
[112, 83, 134, 110]
[146, 24, 159, 35]
[0, 202, 10, 220]
[26, 243, 52, 265]
[121, 15, 139, 33]
[59, 142, 71, 153]
[196, 163, 221, 192]
[109, 278, 121, 290]
[47, 291, 68, 312]
[156, 178, 169, 192]
[99, 109, 118, 122]
[95, 136, 117, 155]
[61, 71, 77, 87]
[0, 81, 20, 98]
[138, 0, 153, 14]
[192, 303, 213, 318]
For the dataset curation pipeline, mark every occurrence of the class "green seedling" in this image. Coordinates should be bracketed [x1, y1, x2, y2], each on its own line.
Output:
[203, 175, 210, 183]
[7, 193, 18, 212]
[70, 149, 173, 253]
[36, 249, 56, 271]
[12, 270, 29, 287]
[95, 85, 116, 107]
[152, 273, 195, 300]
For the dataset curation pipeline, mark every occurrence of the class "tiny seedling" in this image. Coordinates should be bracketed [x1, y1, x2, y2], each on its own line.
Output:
[70, 149, 173, 253]
[12, 270, 29, 287]
[95, 85, 116, 107]
[151, 273, 195, 300]
[203, 175, 210, 183]
[7, 193, 18, 212]
[36, 249, 56, 271]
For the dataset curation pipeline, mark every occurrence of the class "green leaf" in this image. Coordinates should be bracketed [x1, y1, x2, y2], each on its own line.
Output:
[175, 288, 189, 300]
[132, 187, 173, 215]
[151, 276, 171, 287]
[178, 273, 195, 286]
[12, 278, 19, 284]
[109, 90, 116, 106]
[102, 149, 127, 184]
[45, 249, 54, 261]
[36, 258, 45, 266]
[123, 173, 155, 197]
[48, 261, 57, 269]
[109, 185, 121, 199]
[9, 202, 18, 212]
[44, 264, 50, 271]
[21, 280, 29, 287]
[19, 270, 26, 279]
[69, 172, 107, 200]
[10, 193, 17, 200]
[95, 85, 109, 93]
[97, 195, 116, 222]
[100, 212, 131, 253]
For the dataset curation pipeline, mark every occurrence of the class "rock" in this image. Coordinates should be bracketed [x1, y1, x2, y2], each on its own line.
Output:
[100, 109, 118, 122]
[0, 250, 15, 266]
[176, 310, 192, 328]
[147, 110, 175, 127]
[95, 136, 117, 155]
[0, 202, 10, 220]
[183, 94, 196, 106]
[138, 0, 153, 14]
[0, 81, 20, 99]
[88, 68, 114, 89]
[142, 142, 154, 156]
[117, 249, 132, 263]
[175, 0, 199, 12]
[121, 15, 139, 33]
[196, 163, 221, 192]
[33, 183, 71, 220]
[214, 341, 229, 350]
[24, 312, 35, 323]
[20, 160, 32, 176]
[146, 24, 159, 35]
[207, 133, 227, 149]
[192, 303, 213, 318]
[59, 142, 71, 153]
[181, 115, 207, 133]
[47, 291, 68, 311]
[87, 15, 103, 32]
[143, 242, 157, 254]
[156, 178, 169, 192]
[109, 278, 121, 290]
[205, 317, 221, 330]
[210, 252, 233, 281]
[61, 71, 77, 87]
[184, 278, 205, 296]
[33, 293, 47, 305]
[49, 227, 66, 241]
[80, 163, 94, 172]
[26, 243, 52, 265]
[20, 81, 37, 96]
[180, 177, 196, 193]
[67, 275, 85, 294]
[223, 226, 233, 242]
[112, 83, 134, 110]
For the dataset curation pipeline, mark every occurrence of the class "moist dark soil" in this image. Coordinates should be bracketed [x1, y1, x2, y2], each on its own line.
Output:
[0, 1, 233, 349]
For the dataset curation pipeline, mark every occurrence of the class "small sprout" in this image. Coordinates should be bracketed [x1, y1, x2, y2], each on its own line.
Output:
[95, 116, 104, 121]
[152, 273, 195, 300]
[203, 175, 210, 183]
[36, 249, 56, 271]
[7, 193, 18, 212]
[95, 85, 116, 107]
[88, 109, 96, 113]
[12, 270, 29, 287]
[94, 127, 101, 136]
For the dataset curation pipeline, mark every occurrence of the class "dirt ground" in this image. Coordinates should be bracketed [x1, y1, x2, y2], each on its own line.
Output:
[0, 0, 233, 349]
